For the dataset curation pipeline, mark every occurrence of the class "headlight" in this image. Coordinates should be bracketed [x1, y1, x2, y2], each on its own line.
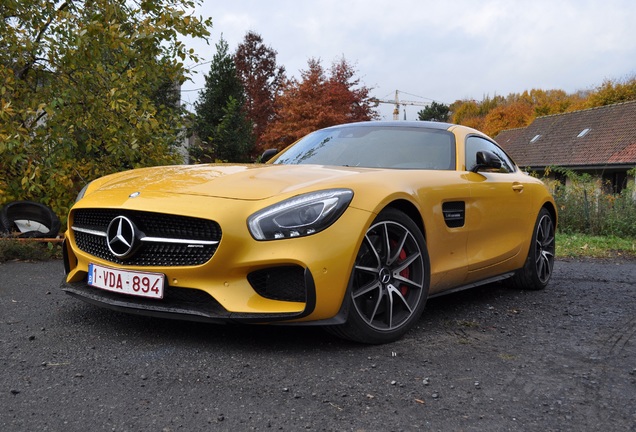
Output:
[75, 182, 92, 202]
[248, 189, 354, 240]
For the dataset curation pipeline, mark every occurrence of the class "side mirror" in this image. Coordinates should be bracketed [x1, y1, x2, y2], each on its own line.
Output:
[471, 151, 502, 173]
[261, 148, 278, 163]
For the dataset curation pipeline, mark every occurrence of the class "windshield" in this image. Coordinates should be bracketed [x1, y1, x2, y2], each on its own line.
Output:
[273, 125, 455, 170]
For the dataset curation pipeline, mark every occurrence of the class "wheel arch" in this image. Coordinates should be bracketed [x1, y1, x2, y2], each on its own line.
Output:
[542, 201, 558, 229]
[383, 199, 426, 240]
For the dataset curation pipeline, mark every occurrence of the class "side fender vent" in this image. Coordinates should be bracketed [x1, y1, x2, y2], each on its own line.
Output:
[442, 201, 465, 228]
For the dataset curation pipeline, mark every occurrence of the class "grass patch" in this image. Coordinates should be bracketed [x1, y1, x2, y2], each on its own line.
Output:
[499, 353, 517, 361]
[456, 320, 480, 328]
[556, 233, 636, 259]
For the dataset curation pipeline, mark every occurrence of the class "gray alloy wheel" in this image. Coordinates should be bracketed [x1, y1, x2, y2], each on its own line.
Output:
[329, 208, 430, 344]
[512, 207, 556, 290]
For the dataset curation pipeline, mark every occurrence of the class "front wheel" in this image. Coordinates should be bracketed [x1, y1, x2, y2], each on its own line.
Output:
[511, 207, 556, 290]
[328, 208, 430, 344]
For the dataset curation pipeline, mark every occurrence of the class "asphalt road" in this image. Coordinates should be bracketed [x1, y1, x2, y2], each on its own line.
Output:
[1, 259, 635, 431]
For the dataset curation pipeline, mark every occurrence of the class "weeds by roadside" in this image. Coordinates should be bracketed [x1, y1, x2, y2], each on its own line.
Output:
[0, 238, 63, 262]
[547, 167, 636, 238]
[556, 233, 636, 259]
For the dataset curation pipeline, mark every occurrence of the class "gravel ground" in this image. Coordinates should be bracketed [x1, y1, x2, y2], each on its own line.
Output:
[1, 259, 635, 431]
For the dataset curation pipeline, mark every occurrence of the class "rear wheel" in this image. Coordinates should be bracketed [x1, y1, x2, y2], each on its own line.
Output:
[0, 201, 61, 238]
[512, 207, 555, 290]
[329, 208, 430, 344]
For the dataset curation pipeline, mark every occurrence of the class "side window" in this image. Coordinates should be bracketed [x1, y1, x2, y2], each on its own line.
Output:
[465, 136, 515, 173]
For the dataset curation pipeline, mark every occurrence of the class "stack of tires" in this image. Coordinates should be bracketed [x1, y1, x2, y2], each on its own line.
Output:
[0, 201, 61, 238]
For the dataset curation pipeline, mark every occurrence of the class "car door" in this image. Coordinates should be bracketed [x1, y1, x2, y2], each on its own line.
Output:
[463, 136, 533, 279]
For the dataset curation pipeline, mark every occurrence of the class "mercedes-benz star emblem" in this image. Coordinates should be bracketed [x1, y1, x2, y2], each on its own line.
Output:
[106, 216, 138, 258]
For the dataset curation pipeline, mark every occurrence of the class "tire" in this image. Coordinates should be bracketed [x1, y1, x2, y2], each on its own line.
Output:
[328, 208, 430, 344]
[511, 207, 556, 290]
[0, 201, 61, 238]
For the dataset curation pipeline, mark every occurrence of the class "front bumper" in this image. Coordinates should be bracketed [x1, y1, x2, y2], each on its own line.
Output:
[60, 266, 317, 324]
[60, 199, 373, 324]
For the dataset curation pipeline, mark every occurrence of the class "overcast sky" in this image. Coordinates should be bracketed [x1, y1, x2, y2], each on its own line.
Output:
[181, 0, 636, 120]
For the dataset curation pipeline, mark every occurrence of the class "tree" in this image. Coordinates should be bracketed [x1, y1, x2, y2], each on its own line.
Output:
[586, 76, 636, 108]
[515, 89, 584, 116]
[450, 100, 482, 129]
[482, 102, 534, 137]
[0, 0, 212, 225]
[193, 37, 253, 162]
[328, 57, 378, 122]
[261, 57, 378, 150]
[213, 96, 254, 162]
[417, 101, 450, 122]
[234, 31, 286, 156]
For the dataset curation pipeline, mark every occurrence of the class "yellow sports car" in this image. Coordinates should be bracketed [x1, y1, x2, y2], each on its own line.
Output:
[61, 121, 556, 344]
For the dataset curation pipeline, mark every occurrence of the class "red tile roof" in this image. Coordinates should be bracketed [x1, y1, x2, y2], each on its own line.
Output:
[495, 100, 636, 168]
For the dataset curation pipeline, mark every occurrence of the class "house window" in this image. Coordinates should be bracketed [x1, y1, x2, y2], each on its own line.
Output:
[602, 171, 627, 194]
[530, 134, 541, 143]
[553, 171, 566, 187]
[577, 128, 591, 138]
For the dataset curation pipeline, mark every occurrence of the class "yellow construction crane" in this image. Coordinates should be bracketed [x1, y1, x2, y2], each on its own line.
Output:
[371, 90, 430, 120]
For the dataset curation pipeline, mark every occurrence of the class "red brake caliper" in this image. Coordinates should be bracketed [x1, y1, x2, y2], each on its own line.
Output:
[391, 239, 410, 296]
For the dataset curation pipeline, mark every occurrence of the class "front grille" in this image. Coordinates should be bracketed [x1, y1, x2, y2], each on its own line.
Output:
[72, 209, 222, 266]
[248, 266, 307, 302]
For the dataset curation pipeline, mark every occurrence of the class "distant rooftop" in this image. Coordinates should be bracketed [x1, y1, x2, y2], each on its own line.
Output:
[496, 100, 636, 169]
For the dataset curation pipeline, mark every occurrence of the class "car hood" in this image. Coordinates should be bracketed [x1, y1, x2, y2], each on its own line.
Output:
[91, 164, 367, 201]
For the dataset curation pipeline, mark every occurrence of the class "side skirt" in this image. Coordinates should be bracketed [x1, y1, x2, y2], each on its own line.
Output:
[428, 272, 515, 299]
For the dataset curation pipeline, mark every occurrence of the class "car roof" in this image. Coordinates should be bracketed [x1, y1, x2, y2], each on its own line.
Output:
[322, 121, 454, 131]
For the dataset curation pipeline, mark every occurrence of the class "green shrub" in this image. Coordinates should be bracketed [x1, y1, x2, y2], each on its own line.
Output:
[548, 167, 636, 237]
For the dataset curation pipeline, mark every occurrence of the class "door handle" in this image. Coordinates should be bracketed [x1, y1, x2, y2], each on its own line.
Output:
[512, 183, 524, 192]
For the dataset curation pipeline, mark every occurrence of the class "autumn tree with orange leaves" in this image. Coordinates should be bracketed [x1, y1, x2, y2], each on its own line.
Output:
[450, 88, 593, 137]
[449, 77, 636, 138]
[234, 31, 286, 156]
[260, 57, 379, 150]
[481, 101, 533, 137]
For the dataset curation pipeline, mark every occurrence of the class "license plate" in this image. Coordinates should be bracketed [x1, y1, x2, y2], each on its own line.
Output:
[88, 263, 164, 299]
